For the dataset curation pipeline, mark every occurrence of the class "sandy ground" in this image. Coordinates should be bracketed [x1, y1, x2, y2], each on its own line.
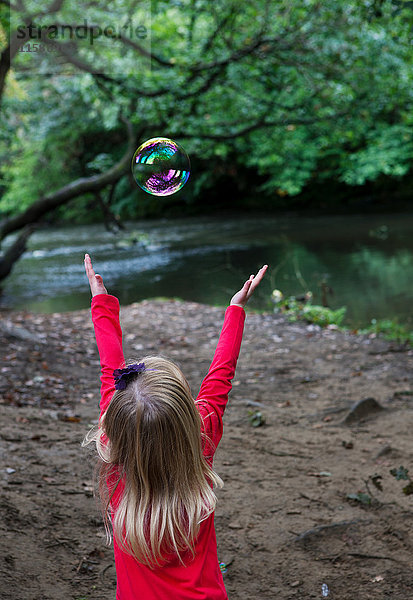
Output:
[1, 299, 413, 600]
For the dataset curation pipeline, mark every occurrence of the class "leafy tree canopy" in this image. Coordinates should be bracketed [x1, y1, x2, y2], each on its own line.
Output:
[1, 0, 413, 226]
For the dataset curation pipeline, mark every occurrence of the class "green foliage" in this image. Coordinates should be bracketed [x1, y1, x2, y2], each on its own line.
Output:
[300, 305, 347, 328]
[348, 467, 413, 507]
[273, 286, 413, 343]
[390, 465, 413, 495]
[2, 0, 413, 222]
[361, 318, 413, 345]
[347, 492, 372, 506]
[347, 474, 384, 507]
[390, 466, 410, 481]
[279, 297, 347, 328]
[248, 409, 266, 428]
[340, 124, 413, 185]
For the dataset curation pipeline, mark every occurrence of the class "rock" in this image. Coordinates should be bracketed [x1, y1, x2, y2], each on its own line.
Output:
[343, 397, 384, 425]
[375, 444, 400, 459]
[228, 520, 243, 529]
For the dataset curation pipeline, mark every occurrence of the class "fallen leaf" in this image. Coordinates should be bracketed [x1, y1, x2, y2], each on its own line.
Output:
[42, 476, 56, 484]
[60, 415, 81, 423]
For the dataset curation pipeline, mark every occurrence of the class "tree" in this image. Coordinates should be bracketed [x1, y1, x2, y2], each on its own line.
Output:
[1, 0, 413, 280]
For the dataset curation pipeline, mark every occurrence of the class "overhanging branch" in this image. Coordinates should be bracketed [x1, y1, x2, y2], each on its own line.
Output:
[173, 116, 319, 141]
[0, 116, 137, 241]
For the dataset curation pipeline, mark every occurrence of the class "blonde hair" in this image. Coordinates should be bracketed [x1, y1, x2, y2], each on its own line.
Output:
[83, 356, 223, 568]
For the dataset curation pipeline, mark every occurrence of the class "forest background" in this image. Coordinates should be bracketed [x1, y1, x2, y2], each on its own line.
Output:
[1, 0, 413, 283]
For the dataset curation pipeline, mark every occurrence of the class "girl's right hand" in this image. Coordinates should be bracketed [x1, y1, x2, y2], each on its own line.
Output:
[84, 253, 108, 297]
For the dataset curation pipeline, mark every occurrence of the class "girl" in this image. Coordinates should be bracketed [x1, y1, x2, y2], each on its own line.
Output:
[84, 253, 267, 600]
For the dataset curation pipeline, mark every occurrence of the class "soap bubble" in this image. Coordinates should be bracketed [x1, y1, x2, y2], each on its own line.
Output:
[131, 137, 190, 196]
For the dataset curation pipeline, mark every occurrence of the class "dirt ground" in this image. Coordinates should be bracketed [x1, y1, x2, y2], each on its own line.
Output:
[1, 298, 413, 600]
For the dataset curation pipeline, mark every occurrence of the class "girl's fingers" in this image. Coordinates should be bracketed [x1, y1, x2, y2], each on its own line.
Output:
[84, 254, 96, 281]
[247, 265, 268, 296]
[254, 265, 268, 281]
[85, 254, 107, 296]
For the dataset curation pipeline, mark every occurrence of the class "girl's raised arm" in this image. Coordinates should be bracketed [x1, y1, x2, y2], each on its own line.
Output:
[85, 254, 124, 414]
[197, 265, 268, 457]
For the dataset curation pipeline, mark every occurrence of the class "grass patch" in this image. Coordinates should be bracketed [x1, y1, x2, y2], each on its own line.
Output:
[277, 296, 347, 328]
[272, 292, 413, 345]
[360, 318, 413, 346]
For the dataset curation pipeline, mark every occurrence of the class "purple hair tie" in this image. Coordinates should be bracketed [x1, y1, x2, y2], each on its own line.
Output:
[113, 362, 154, 390]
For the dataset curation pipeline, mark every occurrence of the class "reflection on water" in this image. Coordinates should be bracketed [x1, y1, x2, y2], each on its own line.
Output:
[1, 213, 413, 328]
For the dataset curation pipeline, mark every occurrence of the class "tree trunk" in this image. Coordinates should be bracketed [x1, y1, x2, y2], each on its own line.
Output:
[0, 226, 35, 281]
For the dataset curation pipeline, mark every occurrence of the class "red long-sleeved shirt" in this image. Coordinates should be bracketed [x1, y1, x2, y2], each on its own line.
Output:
[91, 294, 245, 600]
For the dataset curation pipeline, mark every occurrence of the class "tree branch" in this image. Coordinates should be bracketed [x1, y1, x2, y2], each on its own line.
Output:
[44, 37, 120, 85]
[173, 115, 321, 141]
[202, 8, 240, 54]
[0, 117, 137, 241]
[95, 189, 124, 233]
[117, 31, 174, 67]
[190, 35, 265, 73]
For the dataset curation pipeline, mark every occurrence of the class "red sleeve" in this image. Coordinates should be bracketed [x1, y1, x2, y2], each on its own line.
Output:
[196, 305, 245, 461]
[91, 294, 125, 415]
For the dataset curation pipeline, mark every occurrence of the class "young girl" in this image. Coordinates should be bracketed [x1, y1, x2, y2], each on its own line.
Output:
[84, 253, 267, 600]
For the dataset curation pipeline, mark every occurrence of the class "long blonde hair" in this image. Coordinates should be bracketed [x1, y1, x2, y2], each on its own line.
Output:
[83, 356, 223, 568]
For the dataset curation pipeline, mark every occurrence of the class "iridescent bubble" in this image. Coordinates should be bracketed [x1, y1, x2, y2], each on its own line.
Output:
[131, 137, 190, 196]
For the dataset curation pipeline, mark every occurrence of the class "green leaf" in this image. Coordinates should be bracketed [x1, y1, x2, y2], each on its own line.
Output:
[347, 492, 372, 505]
[390, 466, 410, 481]
[248, 410, 266, 428]
[403, 482, 413, 496]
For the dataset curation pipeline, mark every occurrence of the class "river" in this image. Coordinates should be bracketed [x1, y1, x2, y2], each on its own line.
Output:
[1, 212, 413, 328]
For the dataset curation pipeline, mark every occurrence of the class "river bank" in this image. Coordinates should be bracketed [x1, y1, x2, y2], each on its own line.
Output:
[1, 299, 413, 599]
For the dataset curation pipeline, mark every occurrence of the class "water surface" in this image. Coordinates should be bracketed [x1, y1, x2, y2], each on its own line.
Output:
[2, 213, 413, 328]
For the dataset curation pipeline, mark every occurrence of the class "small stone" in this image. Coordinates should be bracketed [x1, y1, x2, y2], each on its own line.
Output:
[375, 444, 399, 459]
[228, 520, 243, 529]
[343, 397, 384, 424]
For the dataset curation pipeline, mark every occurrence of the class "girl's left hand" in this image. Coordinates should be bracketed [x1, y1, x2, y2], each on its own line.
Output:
[230, 265, 268, 308]
[84, 253, 108, 297]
